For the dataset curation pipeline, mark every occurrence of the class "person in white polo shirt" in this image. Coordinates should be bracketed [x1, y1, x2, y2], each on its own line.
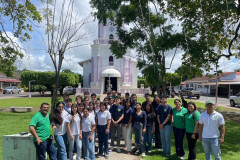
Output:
[96, 102, 111, 159]
[199, 100, 225, 160]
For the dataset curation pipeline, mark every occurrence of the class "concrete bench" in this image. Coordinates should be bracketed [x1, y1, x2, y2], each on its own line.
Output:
[10, 107, 32, 112]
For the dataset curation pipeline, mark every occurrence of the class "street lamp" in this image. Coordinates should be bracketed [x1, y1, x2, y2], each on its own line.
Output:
[29, 80, 36, 98]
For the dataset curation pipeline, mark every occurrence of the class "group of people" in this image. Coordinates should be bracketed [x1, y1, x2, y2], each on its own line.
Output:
[29, 91, 225, 160]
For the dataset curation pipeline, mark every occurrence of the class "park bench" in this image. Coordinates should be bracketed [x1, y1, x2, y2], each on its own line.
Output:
[10, 107, 32, 112]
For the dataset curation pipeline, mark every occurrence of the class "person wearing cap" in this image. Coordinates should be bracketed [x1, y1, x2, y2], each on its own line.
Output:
[199, 100, 225, 160]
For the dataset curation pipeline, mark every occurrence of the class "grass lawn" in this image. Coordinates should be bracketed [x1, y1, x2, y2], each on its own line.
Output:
[0, 111, 239, 160]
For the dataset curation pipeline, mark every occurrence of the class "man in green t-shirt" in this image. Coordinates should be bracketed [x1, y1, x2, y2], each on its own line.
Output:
[29, 103, 57, 160]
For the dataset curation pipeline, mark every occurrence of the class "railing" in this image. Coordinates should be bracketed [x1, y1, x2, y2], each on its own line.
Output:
[120, 88, 150, 94]
[76, 88, 101, 95]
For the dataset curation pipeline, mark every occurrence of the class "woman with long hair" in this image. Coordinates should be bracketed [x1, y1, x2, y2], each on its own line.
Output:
[122, 99, 133, 154]
[172, 99, 188, 159]
[75, 95, 83, 105]
[132, 102, 147, 156]
[96, 102, 111, 159]
[77, 102, 85, 118]
[82, 107, 96, 160]
[89, 101, 96, 153]
[66, 104, 82, 160]
[185, 102, 200, 160]
[51, 102, 67, 160]
[143, 103, 155, 154]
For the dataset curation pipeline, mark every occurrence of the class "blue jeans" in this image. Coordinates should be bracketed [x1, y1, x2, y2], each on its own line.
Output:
[82, 132, 96, 160]
[133, 122, 144, 153]
[54, 135, 67, 160]
[202, 138, 221, 160]
[68, 134, 82, 160]
[173, 126, 185, 157]
[98, 125, 109, 155]
[143, 125, 153, 152]
[34, 139, 57, 160]
[160, 124, 172, 156]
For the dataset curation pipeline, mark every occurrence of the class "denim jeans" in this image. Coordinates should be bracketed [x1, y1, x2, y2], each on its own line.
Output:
[122, 124, 132, 152]
[68, 134, 82, 160]
[160, 124, 172, 156]
[143, 125, 153, 152]
[154, 121, 162, 149]
[173, 126, 185, 157]
[34, 139, 57, 160]
[54, 135, 67, 160]
[110, 122, 122, 147]
[82, 132, 96, 160]
[98, 125, 109, 155]
[133, 122, 144, 153]
[202, 138, 221, 160]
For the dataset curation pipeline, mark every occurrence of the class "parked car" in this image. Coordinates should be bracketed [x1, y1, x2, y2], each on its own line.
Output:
[3, 86, 21, 94]
[180, 88, 201, 99]
[63, 86, 76, 95]
[229, 92, 240, 107]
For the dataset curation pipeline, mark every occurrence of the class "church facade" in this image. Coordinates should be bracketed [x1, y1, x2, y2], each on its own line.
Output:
[78, 20, 139, 94]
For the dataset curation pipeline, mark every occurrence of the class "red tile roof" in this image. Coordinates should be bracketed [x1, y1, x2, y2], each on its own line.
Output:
[183, 72, 237, 83]
[0, 78, 21, 83]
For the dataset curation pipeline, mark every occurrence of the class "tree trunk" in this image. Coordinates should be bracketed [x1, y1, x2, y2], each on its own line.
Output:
[51, 71, 60, 113]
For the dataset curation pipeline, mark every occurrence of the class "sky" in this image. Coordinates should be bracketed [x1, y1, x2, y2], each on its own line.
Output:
[9, 0, 240, 75]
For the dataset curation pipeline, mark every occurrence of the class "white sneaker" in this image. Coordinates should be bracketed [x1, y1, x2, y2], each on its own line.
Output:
[180, 156, 184, 159]
[110, 146, 114, 152]
[148, 150, 152, 153]
[73, 153, 77, 160]
[142, 152, 146, 157]
[116, 147, 121, 153]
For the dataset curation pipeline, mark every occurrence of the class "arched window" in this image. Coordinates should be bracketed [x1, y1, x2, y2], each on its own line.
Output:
[109, 34, 114, 40]
[109, 56, 114, 66]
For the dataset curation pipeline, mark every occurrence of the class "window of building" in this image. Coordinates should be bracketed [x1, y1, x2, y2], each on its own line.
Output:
[109, 34, 114, 40]
[109, 56, 114, 66]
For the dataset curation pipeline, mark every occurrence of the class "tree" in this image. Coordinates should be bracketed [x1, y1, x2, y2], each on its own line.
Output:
[175, 64, 204, 82]
[0, 1, 42, 76]
[21, 71, 77, 95]
[90, 0, 183, 96]
[168, 0, 239, 73]
[43, 0, 92, 111]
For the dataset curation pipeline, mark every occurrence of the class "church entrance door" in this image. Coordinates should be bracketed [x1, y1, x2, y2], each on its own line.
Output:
[104, 77, 117, 92]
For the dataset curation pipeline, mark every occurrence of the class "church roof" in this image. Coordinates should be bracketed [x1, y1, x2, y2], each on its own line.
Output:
[78, 59, 91, 67]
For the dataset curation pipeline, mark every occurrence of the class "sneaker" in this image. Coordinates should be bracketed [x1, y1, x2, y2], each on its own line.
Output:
[105, 154, 109, 159]
[148, 150, 152, 153]
[180, 156, 184, 159]
[142, 152, 146, 157]
[96, 153, 102, 158]
[135, 150, 140, 155]
[110, 146, 114, 152]
[116, 147, 121, 153]
[158, 148, 162, 151]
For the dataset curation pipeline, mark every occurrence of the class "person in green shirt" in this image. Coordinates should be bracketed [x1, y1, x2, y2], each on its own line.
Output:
[29, 103, 57, 160]
[172, 99, 188, 159]
[184, 102, 200, 160]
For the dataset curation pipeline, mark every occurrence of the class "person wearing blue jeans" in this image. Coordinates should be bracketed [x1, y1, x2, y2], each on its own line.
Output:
[82, 107, 96, 160]
[143, 103, 155, 153]
[29, 103, 57, 160]
[96, 102, 111, 158]
[66, 104, 82, 160]
[51, 102, 68, 160]
[157, 96, 173, 157]
[199, 100, 225, 160]
[34, 138, 57, 160]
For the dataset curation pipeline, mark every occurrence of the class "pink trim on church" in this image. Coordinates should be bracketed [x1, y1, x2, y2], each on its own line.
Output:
[97, 56, 100, 82]
[123, 58, 125, 82]
[128, 58, 131, 82]
[91, 57, 94, 82]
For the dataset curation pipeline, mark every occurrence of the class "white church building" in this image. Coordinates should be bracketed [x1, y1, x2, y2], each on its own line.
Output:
[77, 20, 146, 95]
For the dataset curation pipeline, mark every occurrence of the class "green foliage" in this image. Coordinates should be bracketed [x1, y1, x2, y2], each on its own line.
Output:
[137, 78, 148, 88]
[21, 71, 78, 93]
[90, 0, 184, 96]
[175, 64, 204, 82]
[165, 73, 181, 86]
[0, 0, 42, 77]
